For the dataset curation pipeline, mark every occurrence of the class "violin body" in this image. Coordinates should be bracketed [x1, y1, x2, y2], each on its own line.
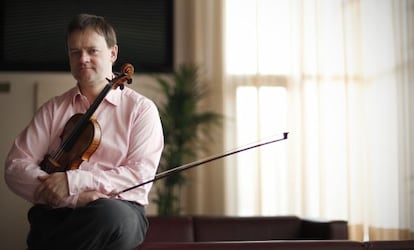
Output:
[40, 114, 101, 173]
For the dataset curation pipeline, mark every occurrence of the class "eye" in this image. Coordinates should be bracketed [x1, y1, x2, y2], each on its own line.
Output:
[69, 49, 81, 57]
[89, 48, 99, 55]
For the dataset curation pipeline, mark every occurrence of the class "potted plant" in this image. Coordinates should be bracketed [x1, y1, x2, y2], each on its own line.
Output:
[152, 64, 221, 216]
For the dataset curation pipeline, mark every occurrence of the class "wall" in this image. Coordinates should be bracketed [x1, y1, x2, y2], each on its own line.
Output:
[0, 73, 36, 250]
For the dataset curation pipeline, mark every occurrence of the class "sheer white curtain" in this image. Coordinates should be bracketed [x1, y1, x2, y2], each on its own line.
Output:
[223, 0, 414, 240]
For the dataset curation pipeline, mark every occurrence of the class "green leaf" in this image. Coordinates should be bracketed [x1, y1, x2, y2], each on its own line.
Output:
[151, 63, 222, 216]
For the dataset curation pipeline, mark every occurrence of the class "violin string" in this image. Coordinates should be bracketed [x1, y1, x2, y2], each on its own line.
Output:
[55, 84, 112, 166]
[60, 71, 129, 153]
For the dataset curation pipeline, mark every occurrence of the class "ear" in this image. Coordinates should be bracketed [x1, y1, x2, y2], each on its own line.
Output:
[110, 45, 118, 64]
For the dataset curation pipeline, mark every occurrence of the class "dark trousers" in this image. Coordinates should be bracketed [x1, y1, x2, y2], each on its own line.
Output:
[27, 198, 148, 250]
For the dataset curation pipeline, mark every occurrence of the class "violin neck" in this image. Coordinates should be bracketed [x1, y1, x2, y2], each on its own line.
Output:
[42, 64, 134, 173]
[84, 83, 113, 120]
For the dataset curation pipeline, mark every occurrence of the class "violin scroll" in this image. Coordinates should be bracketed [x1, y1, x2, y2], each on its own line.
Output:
[121, 63, 134, 78]
[108, 63, 134, 90]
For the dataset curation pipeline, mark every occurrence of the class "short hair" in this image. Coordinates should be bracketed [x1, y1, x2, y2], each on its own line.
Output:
[67, 13, 117, 48]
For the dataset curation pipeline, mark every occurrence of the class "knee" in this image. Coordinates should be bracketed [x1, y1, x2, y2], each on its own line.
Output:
[87, 199, 148, 247]
[89, 198, 146, 227]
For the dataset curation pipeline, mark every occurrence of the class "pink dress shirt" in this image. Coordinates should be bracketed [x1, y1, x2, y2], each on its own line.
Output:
[5, 85, 164, 208]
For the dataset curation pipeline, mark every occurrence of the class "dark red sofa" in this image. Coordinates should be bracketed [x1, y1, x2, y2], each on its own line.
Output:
[136, 216, 414, 250]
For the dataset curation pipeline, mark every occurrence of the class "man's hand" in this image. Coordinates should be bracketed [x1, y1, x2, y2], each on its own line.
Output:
[35, 172, 69, 207]
[76, 191, 109, 207]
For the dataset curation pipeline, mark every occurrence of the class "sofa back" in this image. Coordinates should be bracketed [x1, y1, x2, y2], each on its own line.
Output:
[144, 215, 347, 243]
[144, 216, 194, 242]
[193, 216, 302, 241]
[300, 218, 348, 239]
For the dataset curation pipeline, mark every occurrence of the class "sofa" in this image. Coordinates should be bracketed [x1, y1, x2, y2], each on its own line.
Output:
[136, 216, 414, 250]
[142, 215, 347, 242]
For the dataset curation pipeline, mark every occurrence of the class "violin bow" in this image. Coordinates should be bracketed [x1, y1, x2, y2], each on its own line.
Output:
[112, 132, 289, 197]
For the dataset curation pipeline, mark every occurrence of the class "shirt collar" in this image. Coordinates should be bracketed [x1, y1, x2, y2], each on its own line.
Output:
[70, 84, 121, 107]
[105, 87, 121, 106]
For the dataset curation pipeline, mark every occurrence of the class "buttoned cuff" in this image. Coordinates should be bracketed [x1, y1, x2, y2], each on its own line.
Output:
[66, 169, 95, 196]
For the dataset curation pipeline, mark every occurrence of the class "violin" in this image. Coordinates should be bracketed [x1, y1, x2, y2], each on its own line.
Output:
[40, 63, 134, 174]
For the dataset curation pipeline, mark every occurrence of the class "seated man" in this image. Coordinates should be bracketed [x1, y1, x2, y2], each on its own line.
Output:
[4, 13, 164, 250]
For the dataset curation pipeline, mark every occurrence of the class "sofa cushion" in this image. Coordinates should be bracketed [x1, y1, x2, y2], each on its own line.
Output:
[364, 240, 414, 250]
[137, 240, 365, 250]
[193, 216, 302, 241]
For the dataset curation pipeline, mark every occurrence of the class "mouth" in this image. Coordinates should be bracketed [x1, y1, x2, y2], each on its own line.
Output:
[79, 66, 92, 71]
[75, 66, 94, 80]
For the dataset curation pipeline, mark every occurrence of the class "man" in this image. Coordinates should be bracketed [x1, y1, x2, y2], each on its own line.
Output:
[4, 14, 164, 249]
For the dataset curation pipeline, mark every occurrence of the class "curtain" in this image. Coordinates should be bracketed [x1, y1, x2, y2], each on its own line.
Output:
[174, 0, 227, 215]
[222, 0, 414, 241]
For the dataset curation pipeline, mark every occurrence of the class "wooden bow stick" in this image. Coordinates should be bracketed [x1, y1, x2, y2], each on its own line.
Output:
[112, 132, 289, 196]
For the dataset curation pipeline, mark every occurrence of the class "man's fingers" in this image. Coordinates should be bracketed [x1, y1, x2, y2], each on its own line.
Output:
[35, 175, 64, 206]
[37, 175, 48, 182]
[76, 191, 109, 207]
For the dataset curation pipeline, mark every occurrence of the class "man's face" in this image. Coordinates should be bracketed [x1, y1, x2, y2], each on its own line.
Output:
[67, 28, 118, 85]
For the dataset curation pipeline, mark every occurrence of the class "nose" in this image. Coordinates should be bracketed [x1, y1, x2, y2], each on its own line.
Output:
[79, 51, 90, 63]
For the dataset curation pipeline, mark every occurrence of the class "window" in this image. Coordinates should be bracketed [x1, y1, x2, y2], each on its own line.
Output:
[224, 0, 290, 215]
[223, 0, 414, 240]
